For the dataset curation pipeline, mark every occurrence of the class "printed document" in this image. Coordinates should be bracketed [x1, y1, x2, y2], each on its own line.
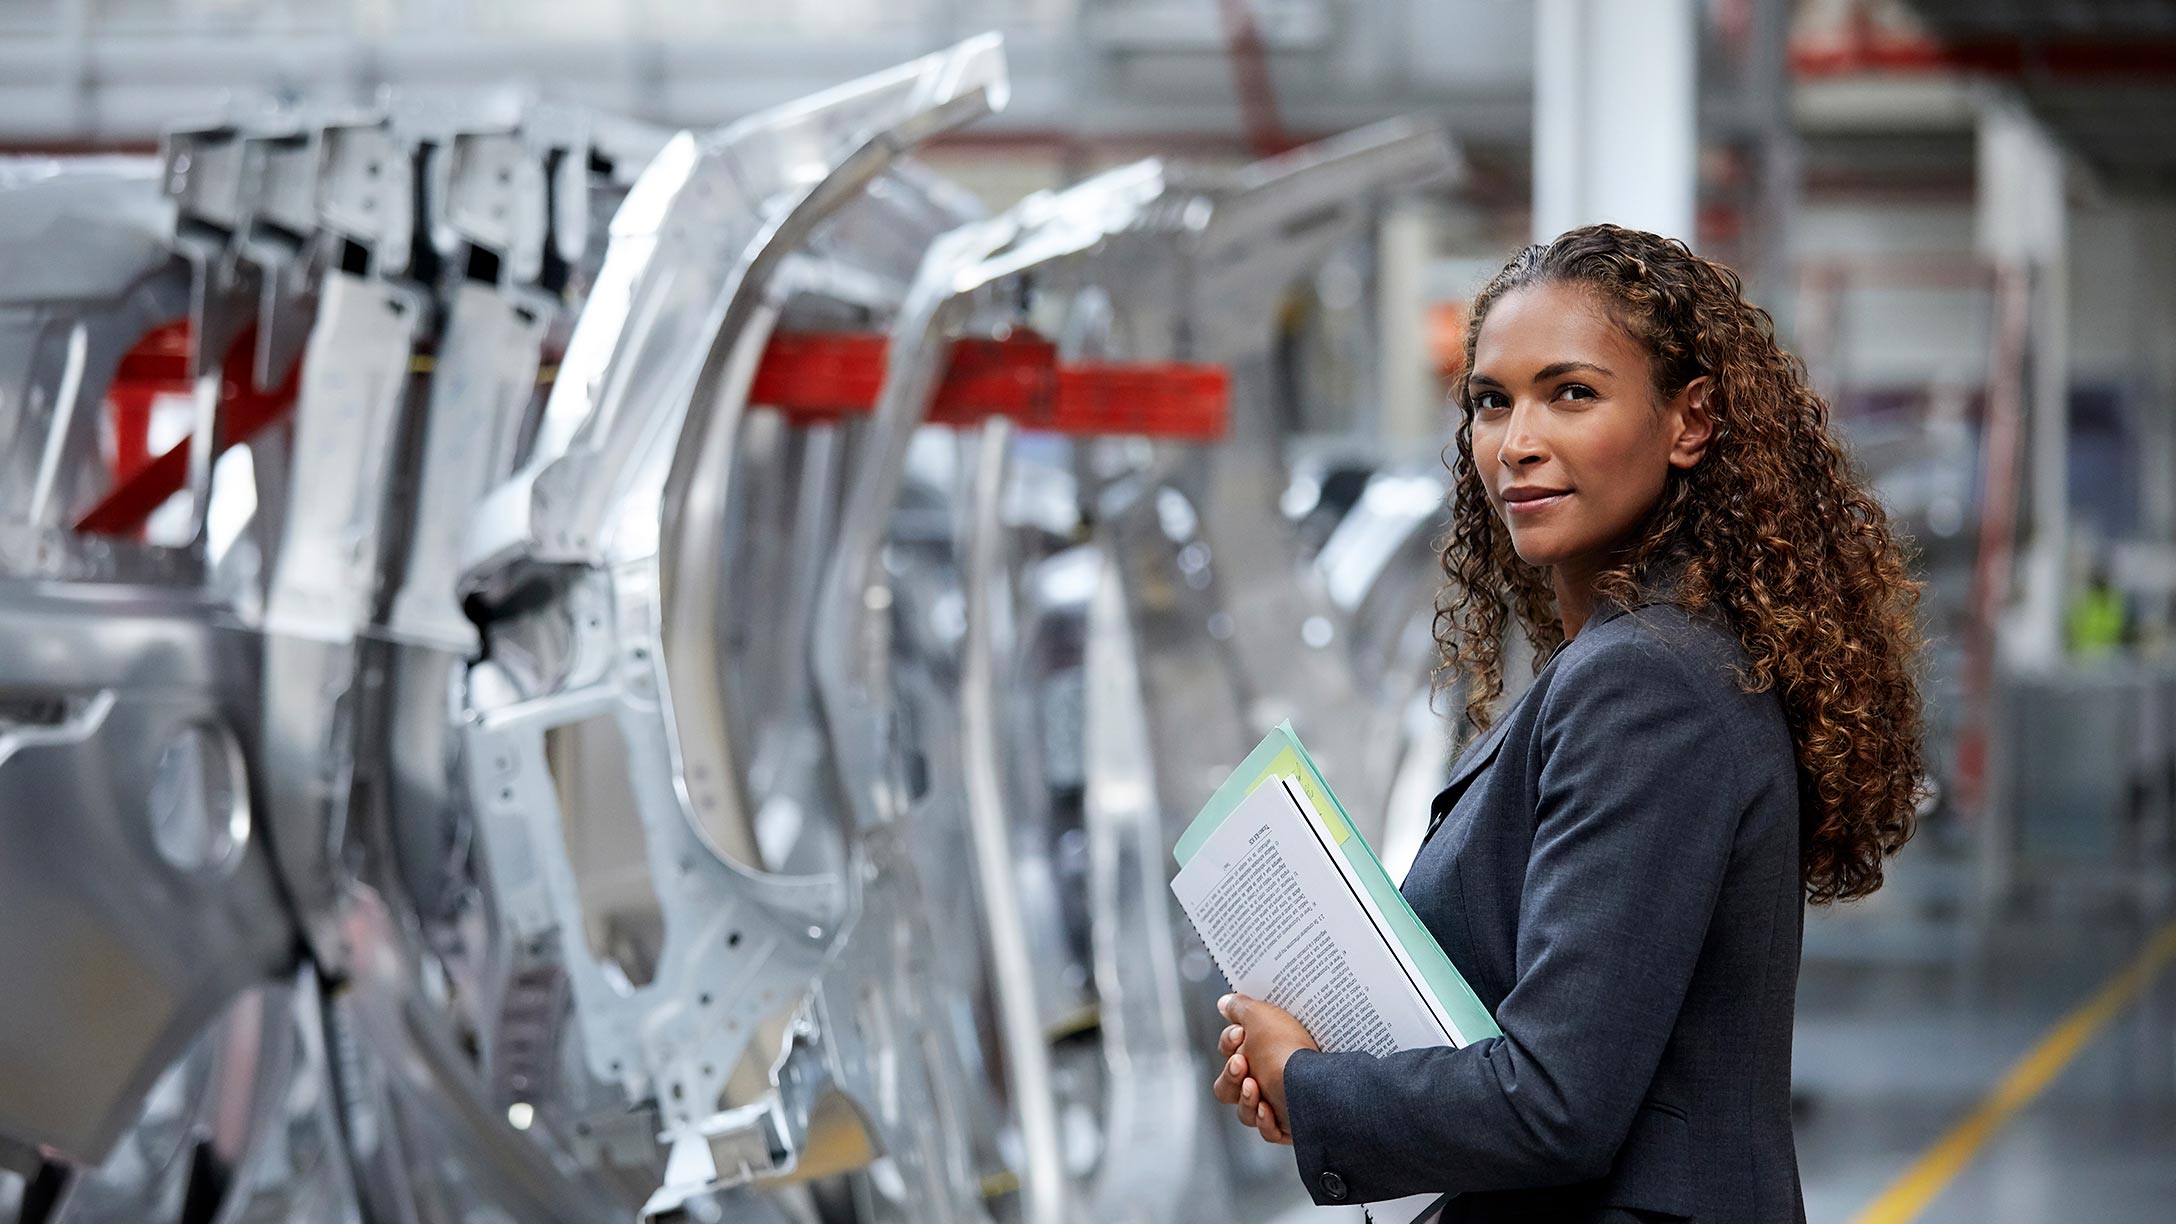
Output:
[1172, 724, 1497, 1224]
[1172, 778, 1450, 1054]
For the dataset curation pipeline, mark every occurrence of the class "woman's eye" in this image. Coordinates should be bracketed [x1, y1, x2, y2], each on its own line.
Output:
[1554, 383, 1597, 402]
[1473, 391, 1509, 412]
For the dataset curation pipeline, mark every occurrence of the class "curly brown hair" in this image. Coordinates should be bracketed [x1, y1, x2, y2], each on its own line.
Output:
[1435, 224, 1924, 904]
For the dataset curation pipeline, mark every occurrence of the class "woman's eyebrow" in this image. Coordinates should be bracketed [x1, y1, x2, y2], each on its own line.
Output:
[1467, 361, 1615, 391]
[1532, 360, 1613, 382]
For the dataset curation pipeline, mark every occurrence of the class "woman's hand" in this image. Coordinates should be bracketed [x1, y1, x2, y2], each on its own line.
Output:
[1211, 1016, 1289, 1142]
[1208, 993, 1318, 1145]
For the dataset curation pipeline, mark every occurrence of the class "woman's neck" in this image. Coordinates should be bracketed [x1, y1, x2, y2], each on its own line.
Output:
[1552, 565, 1600, 641]
[1552, 534, 1660, 640]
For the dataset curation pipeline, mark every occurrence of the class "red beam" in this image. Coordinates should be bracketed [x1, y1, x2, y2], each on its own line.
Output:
[752, 332, 1229, 440]
[746, 332, 890, 415]
[1793, 35, 2176, 80]
[113, 319, 194, 385]
[77, 326, 1229, 537]
[76, 323, 302, 536]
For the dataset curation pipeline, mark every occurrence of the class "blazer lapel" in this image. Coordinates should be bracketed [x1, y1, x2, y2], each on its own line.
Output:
[1420, 708, 1516, 848]
[1444, 711, 1514, 793]
[1422, 602, 1632, 842]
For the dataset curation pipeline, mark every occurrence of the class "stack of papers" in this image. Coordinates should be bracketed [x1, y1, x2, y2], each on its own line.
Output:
[1172, 722, 1498, 1053]
[1172, 724, 1496, 1222]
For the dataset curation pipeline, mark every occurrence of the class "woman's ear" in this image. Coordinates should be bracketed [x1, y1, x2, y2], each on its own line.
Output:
[1666, 376, 1714, 470]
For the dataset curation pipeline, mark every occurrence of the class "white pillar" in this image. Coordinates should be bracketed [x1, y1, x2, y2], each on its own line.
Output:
[1532, 0, 1700, 244]
[1376, 202, 1439, 447]
[1976, 96, 2070, 667]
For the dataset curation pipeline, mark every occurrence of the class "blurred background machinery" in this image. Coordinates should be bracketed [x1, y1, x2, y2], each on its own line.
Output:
[3, 3, 2176, 1223]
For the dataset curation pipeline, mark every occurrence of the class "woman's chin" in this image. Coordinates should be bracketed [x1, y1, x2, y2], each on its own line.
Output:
[1508, 538, 1567, 571]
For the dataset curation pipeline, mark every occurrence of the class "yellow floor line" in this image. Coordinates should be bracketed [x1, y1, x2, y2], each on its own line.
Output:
[1848, 916, 2176, 1224]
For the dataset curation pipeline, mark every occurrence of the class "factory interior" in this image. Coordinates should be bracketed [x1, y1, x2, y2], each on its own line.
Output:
[3, 1, 2175, 1222]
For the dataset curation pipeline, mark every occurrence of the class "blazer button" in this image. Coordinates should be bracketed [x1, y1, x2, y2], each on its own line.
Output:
[1320, 1170, 1349, 1202]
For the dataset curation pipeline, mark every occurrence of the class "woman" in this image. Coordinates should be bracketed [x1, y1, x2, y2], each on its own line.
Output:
[1209, 224, 1923, 1222]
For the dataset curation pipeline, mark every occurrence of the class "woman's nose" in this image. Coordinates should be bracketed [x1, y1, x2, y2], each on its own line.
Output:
[1497, 407, 1547, 467]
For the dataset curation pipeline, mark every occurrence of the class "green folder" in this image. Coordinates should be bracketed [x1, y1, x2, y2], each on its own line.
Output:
[1173, 721, 1500, 1046]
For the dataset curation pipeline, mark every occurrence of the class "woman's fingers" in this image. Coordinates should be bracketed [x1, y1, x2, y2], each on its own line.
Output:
[1214, 1052, 1249, 1103]
[1235, 1071, 1270, 1132]
[1210, 1019, 1290, 1142]
[1210, 1024, 1250, 1108]
[1211, 1029, 1274, 1139]
[1211, 1066, 1240, 1106]
[1219, 1024, 1246, 1058]
[1245, 1087, 1276, 1142]
[1212, 1050, 1250, 1105]
[1232, 1072, 1293, 1143]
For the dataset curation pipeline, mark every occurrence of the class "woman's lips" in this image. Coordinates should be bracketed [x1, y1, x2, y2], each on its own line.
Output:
[1504, 491, 1571, 515]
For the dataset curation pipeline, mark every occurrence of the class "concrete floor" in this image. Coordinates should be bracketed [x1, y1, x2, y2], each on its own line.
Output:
[1796, 875, 2176, 1223]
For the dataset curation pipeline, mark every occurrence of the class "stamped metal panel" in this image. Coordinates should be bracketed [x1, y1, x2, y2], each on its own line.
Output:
[438, 102, 671, 294]
[0, 162, 190, 530]
[375, 114, 599, 988]
[371, 277, 549, 995]
[464, 33, 1010, 578]
[385, 105, 669, 654]
[685, 171, 994, 905]
[0, 527, 204, 587]
[956, 420, 1073, 1224]
[802, 161, 1187, 1224]
[669, 167, 991, 883]
[164, 123, 270, 535]
[260, 273, 424, 642]
[314, 118, 417, 279]
[323, 888, 625, 1224]
[463, 563, 841, 1131]
[0, 157, 175, 304]
[1085, 118, 1459, 842]
[1077, 546, 1239, 1221]
[457, 41, 1012, 1212]
[233, 118, 330, 394]
[256, 270, 426, 969]
[440, 124, 553, 288]
[813, 160, 1174, 833]
[1316, 471, 1454, 744]
[0, 583, 294, 1164]
[383, 282, 548, 653]
[1020, 120, 1458, 1210]
[52, 976, 347, 1224]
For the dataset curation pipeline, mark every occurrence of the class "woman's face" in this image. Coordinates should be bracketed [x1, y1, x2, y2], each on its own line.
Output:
[1465, 281, 1710, 578]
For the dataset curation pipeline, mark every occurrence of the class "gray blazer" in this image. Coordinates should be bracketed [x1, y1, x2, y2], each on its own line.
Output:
[1283, 598, 1807, 1223]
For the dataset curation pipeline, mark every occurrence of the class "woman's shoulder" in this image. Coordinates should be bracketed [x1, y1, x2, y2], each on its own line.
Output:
[1560, 600, 1752, 696]
[1539, 601, 1797, 785]
[1547, 602, 1789, 746]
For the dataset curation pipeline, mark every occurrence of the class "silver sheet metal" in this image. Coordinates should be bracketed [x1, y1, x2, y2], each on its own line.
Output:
[0, 44, 1479, 1224]
[0, 162, 190, 531]
[0, 581, 295, 1164]
[459, 37, 1012, 1217]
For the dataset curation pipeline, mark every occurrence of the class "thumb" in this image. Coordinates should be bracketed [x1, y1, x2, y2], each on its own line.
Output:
[1219, 993, 1252, 1023]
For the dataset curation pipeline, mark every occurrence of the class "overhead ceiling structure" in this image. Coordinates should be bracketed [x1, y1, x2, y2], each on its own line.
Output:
[1897, 0, 2176, 193]
[0, 0, 1536, 155]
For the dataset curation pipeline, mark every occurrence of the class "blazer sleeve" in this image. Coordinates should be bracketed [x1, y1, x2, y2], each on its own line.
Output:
[1280, 631, 1748, 1204]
